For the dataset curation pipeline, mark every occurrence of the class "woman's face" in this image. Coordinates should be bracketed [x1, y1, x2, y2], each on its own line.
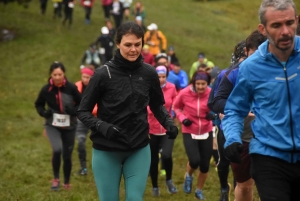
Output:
[51, 68, 65, 86]
[117, 33, 142, 62]
[136, 2, 141, 8]
[194, 80, 208, 94]
[81, 73, 91, 86]
[158, 73, 167, 86]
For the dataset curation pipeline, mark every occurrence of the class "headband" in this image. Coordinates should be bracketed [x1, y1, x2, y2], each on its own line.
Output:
[195, 72, 209, 83]
[156, 65, 167, 75]
[81, 68, 94, 76]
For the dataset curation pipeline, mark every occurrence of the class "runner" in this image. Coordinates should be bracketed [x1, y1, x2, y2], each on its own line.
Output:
[77, 22, 178, 201]
[148, 65, 178, 196]
[173, 71, 214, 200]
[35, 61, 81, 191]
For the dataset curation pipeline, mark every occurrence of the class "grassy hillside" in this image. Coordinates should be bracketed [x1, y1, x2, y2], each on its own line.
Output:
[1, 0, 299, 200]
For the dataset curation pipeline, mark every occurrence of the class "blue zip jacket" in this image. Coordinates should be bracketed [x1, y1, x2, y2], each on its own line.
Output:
[169, 70, 188, 90]
[223, 37, 300, 163]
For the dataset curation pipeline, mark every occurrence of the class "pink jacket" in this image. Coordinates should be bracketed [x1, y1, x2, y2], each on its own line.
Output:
[147, 82, 177, 135]
[173, 85, 212, 135]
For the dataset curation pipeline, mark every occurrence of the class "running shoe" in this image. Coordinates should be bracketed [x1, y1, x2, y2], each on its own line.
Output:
[152, 188, 160, 196]
[183, 173, 193, 194]
[219, 183, 231, 201]
[63, 184, 71, 190]
[51, 179, 60, 191]
[78, 168, 88, 175]
[195, 189, 206, 200]
[166, 180, 178, 194]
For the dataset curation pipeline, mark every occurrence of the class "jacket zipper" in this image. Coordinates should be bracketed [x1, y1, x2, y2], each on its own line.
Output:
[128, 74, 134, 146]
[197, 95, 201, 134]
[273, 56, 295, 162]
[58, 88, 64, 113]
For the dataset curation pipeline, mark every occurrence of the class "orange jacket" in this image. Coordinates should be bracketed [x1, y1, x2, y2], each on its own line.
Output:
[75, 81, 98, 117]
[144, 30, 167, 55]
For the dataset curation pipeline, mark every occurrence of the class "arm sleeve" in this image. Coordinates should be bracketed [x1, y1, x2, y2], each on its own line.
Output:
[223, 68, 252, 148]
[72, 84, 82, 112]
[173, 91, 186, 122]
[181, 71, 189, 88]
[34, 87, 47, 117]
[159, 31, 167, 51]
[212, 73, 234, 114]
[149, 73, 174, 128]
[77, 70, 103, 131]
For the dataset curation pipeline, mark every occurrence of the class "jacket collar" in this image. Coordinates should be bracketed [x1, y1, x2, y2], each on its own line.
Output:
[258, 36, 300, 60]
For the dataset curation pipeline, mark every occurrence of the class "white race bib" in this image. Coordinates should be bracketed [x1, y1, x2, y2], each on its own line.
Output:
[99, 47, 105, 54]
[83, 1, 91, 6]
[191, 132, 209, 140]
[52, 113, 70, 127]
[68, 2, 74, 8]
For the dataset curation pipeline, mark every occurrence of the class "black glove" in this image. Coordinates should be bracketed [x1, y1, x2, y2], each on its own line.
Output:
[65, 106, 77, 115]
[106, 126, 121, 139]
[205, 112, 217, 120]
[43, 109, 52, 118]
[224, 142, 243, 164]
[96, 121, 121, 140]
[182, 119, 192, 126]
[166, 125, 178, 139]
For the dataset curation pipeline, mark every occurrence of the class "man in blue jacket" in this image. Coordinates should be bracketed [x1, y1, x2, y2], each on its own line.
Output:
[213, 30, 266, 201]
[222, 0, 300, 200]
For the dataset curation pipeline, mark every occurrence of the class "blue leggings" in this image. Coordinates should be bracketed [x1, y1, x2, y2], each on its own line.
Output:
[92, 145, 150, 201]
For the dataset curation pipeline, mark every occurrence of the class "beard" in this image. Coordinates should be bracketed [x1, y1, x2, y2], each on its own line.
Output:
[265, 28, 294, 52]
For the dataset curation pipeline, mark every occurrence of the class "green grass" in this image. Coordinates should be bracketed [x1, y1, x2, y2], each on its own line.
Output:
[1, 0, 300, 200]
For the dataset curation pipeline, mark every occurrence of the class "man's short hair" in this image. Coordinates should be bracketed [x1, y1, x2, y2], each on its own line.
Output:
[259, 0, 297, 26]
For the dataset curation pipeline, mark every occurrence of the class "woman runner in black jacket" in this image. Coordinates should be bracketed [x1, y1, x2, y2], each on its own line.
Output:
[77, 22, 178, 201]
[35, 61, 81, 191]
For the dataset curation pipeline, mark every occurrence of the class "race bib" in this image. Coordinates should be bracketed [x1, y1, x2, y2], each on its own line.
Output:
[68, 2, 74, 8]
[99, 47, 105, 54]
[191, 132, 209, 140]
[52, 113, 70, 127]
[83, 1, 91, 6]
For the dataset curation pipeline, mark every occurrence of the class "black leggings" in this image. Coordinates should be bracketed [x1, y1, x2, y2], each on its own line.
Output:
[45, 125, 75, 184]
[217, 128, 231, 189]
[85, 7, 92, 20]
[53, 2, 62, 18]
[102, 3, 112, 20]
[183, 133, 213, 173]
[40, 0, 48, 14]
[63, 6, 73, 25]
[149, 134, 175, 188]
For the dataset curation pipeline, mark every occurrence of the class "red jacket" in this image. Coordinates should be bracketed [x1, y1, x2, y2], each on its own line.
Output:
[147, 82, 177, 135]
[75, 81, 97, 117]
[173, 85, 212, 135]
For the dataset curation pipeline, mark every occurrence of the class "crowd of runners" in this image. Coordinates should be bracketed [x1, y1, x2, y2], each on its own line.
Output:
[34, 0, 300, 200]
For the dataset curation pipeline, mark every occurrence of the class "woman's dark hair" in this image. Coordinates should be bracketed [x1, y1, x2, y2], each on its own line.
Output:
[190, 70, 211, 86]
[116, 22, 144, 46]
[49, 61, 66, 75]
[154, 63, 169, 76]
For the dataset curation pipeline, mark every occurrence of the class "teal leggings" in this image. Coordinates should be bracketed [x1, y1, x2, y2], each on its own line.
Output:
[92, 145, 151, 201]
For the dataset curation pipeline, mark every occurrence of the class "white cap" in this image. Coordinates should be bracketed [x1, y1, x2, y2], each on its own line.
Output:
[147, 23, 158, 31]
[101, 26, 109, 34]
